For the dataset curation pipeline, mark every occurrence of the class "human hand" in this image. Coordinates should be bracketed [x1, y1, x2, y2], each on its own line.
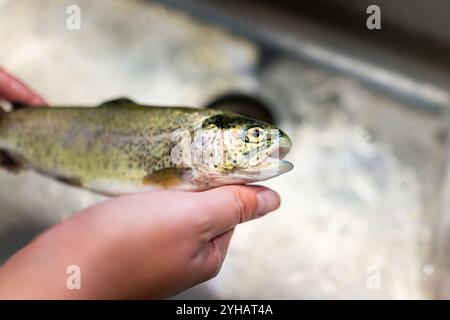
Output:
[0, 67, 46, 105]
[0, 185, 280, 299]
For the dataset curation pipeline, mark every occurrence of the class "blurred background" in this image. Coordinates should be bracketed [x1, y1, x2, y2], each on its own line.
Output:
[0, 0, 449, 299]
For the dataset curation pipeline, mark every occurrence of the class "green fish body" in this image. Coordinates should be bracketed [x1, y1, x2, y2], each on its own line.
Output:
[0, 98, 292, 195]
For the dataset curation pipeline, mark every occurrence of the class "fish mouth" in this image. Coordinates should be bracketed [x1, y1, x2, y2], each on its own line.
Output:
[251, 156, 293, 175]
[234, 133, 293, 180]
[275, 134, 292, 160]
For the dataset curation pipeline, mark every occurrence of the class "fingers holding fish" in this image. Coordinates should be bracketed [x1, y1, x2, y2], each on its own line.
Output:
[0, 186, 279, 299]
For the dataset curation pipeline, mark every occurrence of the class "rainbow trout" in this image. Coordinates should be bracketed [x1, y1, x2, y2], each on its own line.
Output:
[0, 98, 293, 195]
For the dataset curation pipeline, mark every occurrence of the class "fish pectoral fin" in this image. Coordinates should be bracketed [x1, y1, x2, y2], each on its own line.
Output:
[53, 175, 83, 188]
[143, 168, 190, 188]
[99, 97, 136, 108]
[0, 150, 26, 173]
[33, 166, 83, 189]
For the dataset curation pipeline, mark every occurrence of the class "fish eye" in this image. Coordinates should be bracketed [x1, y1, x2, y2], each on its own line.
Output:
[245, 127, 266, 143]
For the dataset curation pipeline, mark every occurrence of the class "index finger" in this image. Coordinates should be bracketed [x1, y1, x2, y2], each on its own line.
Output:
[0, 68, 46, 106]
[196, 185, 280, 239]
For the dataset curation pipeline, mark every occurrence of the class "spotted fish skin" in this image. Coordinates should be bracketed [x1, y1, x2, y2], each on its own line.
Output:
[0, 98, 293, 195]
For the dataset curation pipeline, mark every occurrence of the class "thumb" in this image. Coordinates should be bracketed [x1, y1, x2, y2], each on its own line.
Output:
[195, 185, 281, 241]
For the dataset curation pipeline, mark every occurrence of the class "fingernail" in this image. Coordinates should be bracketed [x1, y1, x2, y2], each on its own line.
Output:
[256, 189, 280, 217]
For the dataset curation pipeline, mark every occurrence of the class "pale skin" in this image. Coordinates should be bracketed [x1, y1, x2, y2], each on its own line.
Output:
[0, 68, 280, 299]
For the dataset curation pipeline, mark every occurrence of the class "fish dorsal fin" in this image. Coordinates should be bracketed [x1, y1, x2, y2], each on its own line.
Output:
[99, 97, 136, 108]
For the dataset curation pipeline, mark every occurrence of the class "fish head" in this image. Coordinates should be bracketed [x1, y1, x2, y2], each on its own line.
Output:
[192, 112, 293, 185]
